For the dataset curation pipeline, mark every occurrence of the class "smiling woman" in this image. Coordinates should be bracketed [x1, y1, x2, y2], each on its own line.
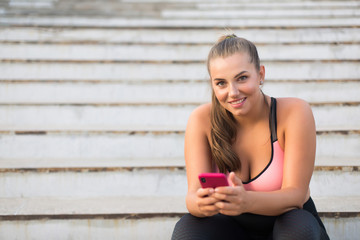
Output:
[171, 35, 330, 240]
[209, 49, 266, 174]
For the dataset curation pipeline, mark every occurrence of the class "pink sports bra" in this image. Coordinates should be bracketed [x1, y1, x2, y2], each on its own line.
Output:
[243, 97, 284, 191]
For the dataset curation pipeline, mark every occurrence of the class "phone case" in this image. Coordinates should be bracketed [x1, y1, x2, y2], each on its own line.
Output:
[198, 173, 229, 188]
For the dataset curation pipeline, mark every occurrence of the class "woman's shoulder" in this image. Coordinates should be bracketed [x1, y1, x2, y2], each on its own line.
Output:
[275, 97, 315, 148]
[186, 103, 212, 133]
[188, 103, 212, 121]
[276, 97, 312, 116]
[275, 97, 314, 130]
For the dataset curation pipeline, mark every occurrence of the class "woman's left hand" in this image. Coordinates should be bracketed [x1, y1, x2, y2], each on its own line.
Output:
[213, 172, 249, 216]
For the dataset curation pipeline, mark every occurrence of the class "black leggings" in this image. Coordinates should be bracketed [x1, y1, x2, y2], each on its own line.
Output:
[172, 197, 329, 240]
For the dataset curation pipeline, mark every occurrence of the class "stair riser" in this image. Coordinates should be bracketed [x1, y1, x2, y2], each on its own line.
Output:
[0, 217, 179, 240]
[0, 169, 358, 198]
[0, 169, 188, 198]
[196, 1, 360, 9]
[0, 216, 358, 240]
[0, 134, 185, 159]
[1, 62, 359, 81]
[162, 9, 360, 18]
[310, 171, 360, 198]
[0, 105, 358, 131]
[0, 133, 358, 159]
[323, 217, 360, 240]
[1, 82, 360, 104]
[1, 17, 359, 27]
[1, 28, 359, 44]
[1, 44, 358, 61]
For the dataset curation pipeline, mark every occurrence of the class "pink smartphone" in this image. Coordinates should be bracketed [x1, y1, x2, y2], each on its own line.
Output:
[198, 173, 229, 188]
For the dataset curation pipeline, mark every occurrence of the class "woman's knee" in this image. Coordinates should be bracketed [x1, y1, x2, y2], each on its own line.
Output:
[273, 209, 321, 240]
[171, 214, 218, 240]
[171, 213, 248, 240]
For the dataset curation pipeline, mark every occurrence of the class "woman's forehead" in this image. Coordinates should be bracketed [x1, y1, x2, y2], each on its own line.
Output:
[209, 53, 254, 75]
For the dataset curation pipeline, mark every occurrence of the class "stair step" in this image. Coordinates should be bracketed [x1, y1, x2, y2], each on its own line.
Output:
[0, 104, 359, 131]
[1, 62, 359, 81]
[0, 196, 359, 239]
[0, 132, 358, 160]
[1, 16, 359, 28]
[162, 9, 360, 18]
[1, 27, 359, 44]
[1, 196, 359, 218]
[0, 43, 358, 61]
[196, 1, 360, 9]
[3, 1, 189, 17]
[0, 165, 359, 198]
[0, 196, 186, 217]
[2, 0, 359, 13]
[0, 158, 186, 169]
[1, 81, 359, 104]
[310, 170, 360, 197]
[0, 168, 188, 198]
[122, 0, 357, 3]
[0, 157, 358, 170]
[0, 216, 179, 240]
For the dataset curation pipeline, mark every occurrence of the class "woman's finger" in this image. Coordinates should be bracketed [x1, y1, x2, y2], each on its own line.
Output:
[197, 187, 215, 197]
[215, 200, 244, 216]
[214, 200, 231, 210]
[197, 195, 218, 206]
[228, 172, 244, 187]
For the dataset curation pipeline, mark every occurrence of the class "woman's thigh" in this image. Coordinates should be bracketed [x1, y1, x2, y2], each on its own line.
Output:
[171, 213, 252, 240]
[273, 209, 329, 240]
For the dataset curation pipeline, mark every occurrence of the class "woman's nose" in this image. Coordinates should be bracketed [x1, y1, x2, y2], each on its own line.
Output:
[229, 83, 239, 98]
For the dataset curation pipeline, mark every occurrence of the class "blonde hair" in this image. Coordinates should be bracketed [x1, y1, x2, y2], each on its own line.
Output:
[207, 34, 262, 173]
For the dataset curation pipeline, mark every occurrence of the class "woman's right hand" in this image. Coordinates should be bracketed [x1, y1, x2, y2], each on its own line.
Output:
[196, 188, 220, 217]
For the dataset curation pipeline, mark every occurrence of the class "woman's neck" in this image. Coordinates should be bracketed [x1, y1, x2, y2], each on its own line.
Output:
[234, 93, 270, 128]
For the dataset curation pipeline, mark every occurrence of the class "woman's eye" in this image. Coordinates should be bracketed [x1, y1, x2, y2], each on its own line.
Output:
[216, 81, 225, 86]
[238, 76, 247, 81]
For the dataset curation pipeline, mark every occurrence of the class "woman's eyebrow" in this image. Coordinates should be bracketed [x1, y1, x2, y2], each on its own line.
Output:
[234, 71, 248, 79]
[213, 71, 248, 81]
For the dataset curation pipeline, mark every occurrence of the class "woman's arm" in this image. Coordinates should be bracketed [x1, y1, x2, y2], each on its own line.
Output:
[184, 104, 221, 217]
[213, 98, 316, 216]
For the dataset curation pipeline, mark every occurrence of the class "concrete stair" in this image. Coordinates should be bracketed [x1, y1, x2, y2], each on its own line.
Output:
[0, 0, 359, 239]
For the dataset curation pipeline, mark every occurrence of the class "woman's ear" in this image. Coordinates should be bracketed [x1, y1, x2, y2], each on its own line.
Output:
[259, 65, 265, 85]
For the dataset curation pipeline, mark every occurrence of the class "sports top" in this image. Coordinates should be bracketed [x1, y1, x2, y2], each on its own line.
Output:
[242, 97, 284, 191]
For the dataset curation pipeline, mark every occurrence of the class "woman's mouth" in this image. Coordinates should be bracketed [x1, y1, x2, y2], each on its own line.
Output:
[229, 97, 246, 107]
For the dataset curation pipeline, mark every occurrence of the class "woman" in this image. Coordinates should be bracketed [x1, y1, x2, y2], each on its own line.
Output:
[172, 34, 329, 239]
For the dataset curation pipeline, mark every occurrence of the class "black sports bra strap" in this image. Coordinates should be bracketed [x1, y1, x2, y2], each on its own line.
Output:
[270, 97, 278, 142]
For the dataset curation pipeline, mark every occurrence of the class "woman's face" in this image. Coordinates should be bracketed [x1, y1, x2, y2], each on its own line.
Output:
[209, 52, 265, 118]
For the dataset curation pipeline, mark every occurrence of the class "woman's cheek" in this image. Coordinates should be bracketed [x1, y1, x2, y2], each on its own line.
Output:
[241, 83, 257, 95]
[214, 89, 226, 102]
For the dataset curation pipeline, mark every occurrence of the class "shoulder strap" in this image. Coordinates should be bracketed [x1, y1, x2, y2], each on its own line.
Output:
[270, 97, 278, 142]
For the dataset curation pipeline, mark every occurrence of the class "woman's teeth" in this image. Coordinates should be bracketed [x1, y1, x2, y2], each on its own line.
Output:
[231, 98, 245, 104]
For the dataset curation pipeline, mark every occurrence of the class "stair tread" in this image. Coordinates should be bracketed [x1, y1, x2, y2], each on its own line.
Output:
[1, 28, 359, 44]
[0, 158, 186, 169]
[0, 133, 358, 161]
[0, 125, 359, 132]
[1, 196, 359, 217]
[1, 62, 359, 81]
[1, 16, 359, 28]
[0, 157, 359, 170]
[162, 9, 360, 19]
[1, 82, 360, 104]
[1, 43, 359, 61]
